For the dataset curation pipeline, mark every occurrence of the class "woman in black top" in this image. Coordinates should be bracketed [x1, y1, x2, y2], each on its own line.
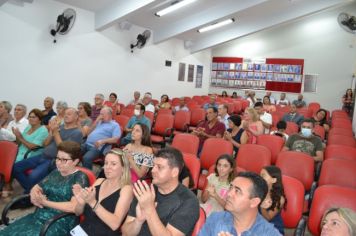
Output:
[223, 115, 248, 155]
[312, 109, 330, 133]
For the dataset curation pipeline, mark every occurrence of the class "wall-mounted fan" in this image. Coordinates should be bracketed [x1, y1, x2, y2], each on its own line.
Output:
[338, 12, 356, 34]
[50, 8, 76, 43]
[130, 30, 151, 53]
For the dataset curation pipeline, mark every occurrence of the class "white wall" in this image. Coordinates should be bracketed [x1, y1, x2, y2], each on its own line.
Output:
[0, 0, 211, 111]
[210, 2, 356, 112]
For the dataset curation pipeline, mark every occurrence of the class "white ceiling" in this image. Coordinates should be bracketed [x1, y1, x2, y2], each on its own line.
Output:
[34, 0, 356, 52]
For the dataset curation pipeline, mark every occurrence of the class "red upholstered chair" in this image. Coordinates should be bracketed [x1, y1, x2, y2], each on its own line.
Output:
[114, 115, 130, 133]
[171, 133, 199, 156]
[150, 114, 174, 148]
[171, 98, 180, 107]
[125, 104, 135, 109]
[308, 102, 320, 115]
[281, 175, 305, 232]
[331, 118, 352, 129]
[200, 138, 233, 170]
[192, 208, 206, 236]
[312, 125, 325, 140]
[120, 108, 134, 118]
[297, 108, 312, 118]
[325, 144, 356, 161]
[271, 112, 281, 128]
[144, 111, 155, 127]
[332, 109, 349, 119]
[328, 128, 353, 137]
[182, 153, 201, 190]
[241, 100, 250, 111]
[256, 135, 284, 164]
[190, 108, 206, 128]
[327, 134, 356, 147]
[276, 151, 315, 191]
[307, 186, 356, 236]
[151, 99, 159, 106]
[318, 159, 356, 189]
[232, 101, 242, 114]
[173, 110, 191, 135]
[157, 109, 172, 116]
[285, 121, 299, 135]
[0, 141, 18, 186]
[76, 166, 97, 186]
[226, 103, 234, 115]
[236, 144, 271, 174]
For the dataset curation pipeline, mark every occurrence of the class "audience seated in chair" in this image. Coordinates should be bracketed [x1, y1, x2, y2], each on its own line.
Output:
[0, 104, 28, 141]
[282, 119, 323, 162]
[292, 94, 307, 108]
[270, 120, 289, 141]
[0, 141, 89, 235]
[218, 104, 230, 129]
[49, 100, 68, 126]
[13, 107, 83, 194]
[281, 104, 304, 126]
[223, 115, 248, 154]
[142, 92, 155, 113]
[201, 154, 235, 217]
[103, 92, 121, 117]
[72, 149, 133, 235]
[247, 91, 257, 108]
[120, 103, 151, 146]
[263, 96, 276, 113]
[91, 93, 105, 121]
[198, 172, 281, 235]
[0, 101, 14, 128]
[41, 97, 56, 126]
[173, 97, 189, 113]
[155, 94, 171, 111]
[77, 102, 93, 138]
[311, 108, 330, 133]
[203, 95, 218, 110]
[265, 91, 276, 105]
[242, 108, 264, 144]
[276, 93, 290, 107]
[255, 102, 272, 134]
[260, 166, 286, 235]
[128, 91, 142, 106]
[320, 207, 356, 236]
[121, 147, 200, 236]
[82, 107, 121, 170]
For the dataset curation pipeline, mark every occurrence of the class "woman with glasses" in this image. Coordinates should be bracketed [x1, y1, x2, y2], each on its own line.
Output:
[77, 102, 93, 137]
[0, 141, 89, 235]
[72, 149, 133, 235]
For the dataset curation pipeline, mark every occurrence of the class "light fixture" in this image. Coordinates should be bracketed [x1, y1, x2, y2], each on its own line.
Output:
[198, 18, 235, 33]
[155, 0, 196, 17]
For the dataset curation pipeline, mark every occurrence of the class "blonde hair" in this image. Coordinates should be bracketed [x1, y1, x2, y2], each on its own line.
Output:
[322, 207, 356, 235]
[106, 148, 131, 186]
[246, 107, 259, 122]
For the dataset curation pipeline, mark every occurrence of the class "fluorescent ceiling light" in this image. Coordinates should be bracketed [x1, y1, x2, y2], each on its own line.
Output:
[198, 18, 235, 33]
[155, 0, 196, 17]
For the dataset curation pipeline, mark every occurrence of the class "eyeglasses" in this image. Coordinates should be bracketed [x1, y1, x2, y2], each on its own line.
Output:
[55, 157, 73, 163]
[28, 116, 38, 119]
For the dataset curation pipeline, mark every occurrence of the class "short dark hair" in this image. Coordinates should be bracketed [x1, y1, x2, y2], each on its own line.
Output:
[254, 102, 263, 108]
[156, 147, 184, 173]
[57, 141, 81, 161]
[302, 118, 315, 127]
[79, 102, 92, 116]
[109, 92, 117, 99]
[136, 103, 146, 112]
[208, 106, 218, 114]
[276, 120, 287, 130]
[228, 115, 242, 127]
[237, 171, 268, 206]
[29, 108, 44, 121]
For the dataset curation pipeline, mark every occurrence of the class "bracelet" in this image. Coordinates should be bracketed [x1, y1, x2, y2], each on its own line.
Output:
[92, 201, 99, 211]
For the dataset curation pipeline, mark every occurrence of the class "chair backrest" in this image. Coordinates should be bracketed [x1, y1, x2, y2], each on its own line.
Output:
[157, 109, 172, 116]
[232, 101, 242, 114]
[76, 166, 96, 186]
[327, 134, 356, 147]
[125, 104, 136, 109]
[328, 128, 353, 137]
[308, 185, 356, 236]
[114, 115, 130, 132]
[285, 121, 299, 135]
[200, 138, 233, 170]
[171, 133, 199, 156]
[308, 102, 320, 115]
[256, 135, 284, 164]
[191, 208, 206, 236]
[331, 118, 352, 129]
[173, 111, 191, 132]
[190, 108, 206, 127]
[236, 144, 271, 174]
[152, 114, 174, 136]
[171, 98, 181, 106]
[297, 108, 312, 118]
[318, 159, 356, 189]
[0, 141, 18, 183]
[183, 153, 201, 190]
[312, 125, 325, 140]
[276, 151, 314, 191]
[325, 144, 356, 161]
[144, 111, 155, 127]
[120, 108, 134, 118]
[281, 175, 305, 228]
[271, 112, 281, 128]
[241, 100, 250, 111]
[151, 99, 159, 106]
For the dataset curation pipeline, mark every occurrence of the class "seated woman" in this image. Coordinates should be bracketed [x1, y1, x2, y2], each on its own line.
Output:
[0, 141, 89, 235]
[320, 207, 356, 236]
[242, 108, 264, 144]
[260, 166, 286, 235]
[221, 90, 228, 97]
[77, 102, 93, 138]
[2, 109, 49, 198]
[342, 89, 353, 116]
[312, 109, 330, 133]
[155, 94, 171, 110]
[223, 115, 248, 155]
[123, 123, 154, 182]
[231, 91, 238, 98]
[72, 149, 133, 236]
[270, 120, 289, 141]
[104, 92, 121, 117]
[263, 96, 276, 113]
[50, 101, 68, 126]
[201, 154, 235, 217]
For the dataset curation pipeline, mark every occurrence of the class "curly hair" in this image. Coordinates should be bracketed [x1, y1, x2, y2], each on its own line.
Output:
[263, 166, 287, 211]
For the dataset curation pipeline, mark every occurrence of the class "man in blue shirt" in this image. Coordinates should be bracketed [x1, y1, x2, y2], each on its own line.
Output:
[203, 95, 218, 110]
[120, 103, 151, 146]
[198, 172, 281, 236]
[82, 107, 121, 169]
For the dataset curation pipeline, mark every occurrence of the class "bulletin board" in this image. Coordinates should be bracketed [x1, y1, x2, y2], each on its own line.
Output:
[210, 57, 304, 93]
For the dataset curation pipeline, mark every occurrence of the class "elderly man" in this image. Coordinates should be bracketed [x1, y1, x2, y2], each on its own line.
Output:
[82, 107, 121, 169]
[42, 97, 57, 126]
[283, 119, 324, 162]
[142, 92, 155, 113]
[276, 93, 290, 107]
[121, 147, 200, 236]
[0, 104, 28, 141]
[13, 107, 83, 195]
[0, 101, 14, 128]
[128, 91, 142, 105]
[198, 172, 281, 236]
[292, 94, 307, 108]
[91, 93, 105, 121]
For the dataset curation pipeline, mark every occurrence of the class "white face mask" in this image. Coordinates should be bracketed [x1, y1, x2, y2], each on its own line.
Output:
[301, 128, 312, 137]
[134, 109, 140, 116]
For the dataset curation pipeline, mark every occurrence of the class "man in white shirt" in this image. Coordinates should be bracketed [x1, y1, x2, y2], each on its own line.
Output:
[276, 93, 290, 107]
[218, 104, 230, 129]
[254, 102, 272, 134]
[0, 104, 28, 141]
[143, 92, 155, 113]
